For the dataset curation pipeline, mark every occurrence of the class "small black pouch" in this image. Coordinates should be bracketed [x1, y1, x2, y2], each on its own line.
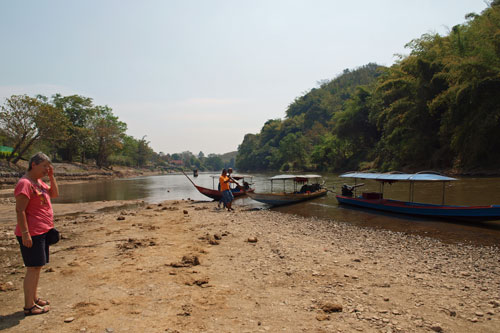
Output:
[46, 228, 60, 245]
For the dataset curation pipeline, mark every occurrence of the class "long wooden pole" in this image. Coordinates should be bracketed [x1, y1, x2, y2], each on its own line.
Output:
[181, 170, 197, 187]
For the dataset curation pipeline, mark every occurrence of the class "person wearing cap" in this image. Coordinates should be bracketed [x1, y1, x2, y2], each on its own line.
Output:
[219, 168, 236, 211]
[218, 167, 235, 209]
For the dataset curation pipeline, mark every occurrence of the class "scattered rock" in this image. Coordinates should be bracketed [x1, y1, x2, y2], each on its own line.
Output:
[490, 300, 500, 308]
[64, 317, 75, 323]
[183, 210, 188, 215]
[320, 302, 342, 313]
[170, 255, 200, 268]
[117, 216, 125, 221]
[208, 237, 219, 245]
[177, 304, 192, 316]
[200, 233, 220, 245]
[117, 238, 156, 251]
[0, 281, 15, 292]
[430, 324, 443, 332]
[247, 237, 258, 243]
[316, 313, 330, 321]
[186, 277, 209, 286]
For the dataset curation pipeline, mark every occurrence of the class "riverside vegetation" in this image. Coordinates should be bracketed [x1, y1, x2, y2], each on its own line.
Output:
[0, 95, 234, 173]
[236, 2, 500, 174]
[3, 4, 499, 176]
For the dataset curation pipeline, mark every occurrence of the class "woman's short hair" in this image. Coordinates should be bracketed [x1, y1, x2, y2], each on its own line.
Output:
[28, 152, 51, 171]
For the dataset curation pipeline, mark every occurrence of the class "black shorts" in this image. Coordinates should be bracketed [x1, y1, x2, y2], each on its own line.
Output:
[17, 232, 50, 267]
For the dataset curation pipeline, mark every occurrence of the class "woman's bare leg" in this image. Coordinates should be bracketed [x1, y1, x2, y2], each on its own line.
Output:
[24, 266, 47, 312]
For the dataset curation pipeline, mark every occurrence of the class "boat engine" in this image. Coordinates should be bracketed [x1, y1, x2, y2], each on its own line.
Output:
[341, 184, 354, 197]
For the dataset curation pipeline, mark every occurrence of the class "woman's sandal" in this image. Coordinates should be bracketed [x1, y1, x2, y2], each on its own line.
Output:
[35, 298, 50, 306]
[24, 304, 49, 316]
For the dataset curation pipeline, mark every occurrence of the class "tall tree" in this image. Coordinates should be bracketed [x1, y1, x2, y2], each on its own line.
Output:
[90, 106, 127, 168]
[52, 94, 95, 162]
[136, 135, 152, 167]
[0, 95, 68, 163]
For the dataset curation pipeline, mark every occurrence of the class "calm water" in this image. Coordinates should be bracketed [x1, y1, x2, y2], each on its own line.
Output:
[22, 173, 500, 246]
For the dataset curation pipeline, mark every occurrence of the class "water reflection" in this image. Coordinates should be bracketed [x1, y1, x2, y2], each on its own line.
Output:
[52, 174, 220, 203]
[47, 172, 500, 246]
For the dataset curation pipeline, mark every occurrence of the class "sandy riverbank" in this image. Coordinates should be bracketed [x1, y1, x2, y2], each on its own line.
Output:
[0, 199, 499, 332]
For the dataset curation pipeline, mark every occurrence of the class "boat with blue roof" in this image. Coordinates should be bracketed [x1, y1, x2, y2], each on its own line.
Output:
[336, 171, 500, 221]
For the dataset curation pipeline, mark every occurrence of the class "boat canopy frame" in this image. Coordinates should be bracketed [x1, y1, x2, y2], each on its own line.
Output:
[339, 172, 457, 205]
[210, 174, 253, 190]
[267, 174, 323, 193]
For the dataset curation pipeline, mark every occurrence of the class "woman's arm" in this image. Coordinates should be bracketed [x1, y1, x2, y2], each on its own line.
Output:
[47, 165, 59, 198]
[15, 194, 32, 248]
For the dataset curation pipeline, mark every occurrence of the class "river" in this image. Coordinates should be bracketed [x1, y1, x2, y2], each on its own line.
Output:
[42, 173, 500, 246]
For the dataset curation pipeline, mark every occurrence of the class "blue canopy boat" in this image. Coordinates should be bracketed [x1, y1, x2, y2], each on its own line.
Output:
[336, 172, 500, 222]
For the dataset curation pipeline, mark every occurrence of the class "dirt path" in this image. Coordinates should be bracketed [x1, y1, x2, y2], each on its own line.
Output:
[1, 199, 499, 332]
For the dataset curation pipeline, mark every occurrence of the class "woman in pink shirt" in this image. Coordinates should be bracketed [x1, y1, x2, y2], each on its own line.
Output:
[15, 152, 59, 316]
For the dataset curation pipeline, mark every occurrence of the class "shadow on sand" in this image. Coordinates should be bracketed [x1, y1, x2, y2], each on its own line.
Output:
[0, 311, 24, 331]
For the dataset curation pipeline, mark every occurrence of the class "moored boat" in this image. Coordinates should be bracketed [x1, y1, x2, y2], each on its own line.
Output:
[247, 174, 328, 206]
[336, 172, 500, 221]
[182, 171, 254, 201]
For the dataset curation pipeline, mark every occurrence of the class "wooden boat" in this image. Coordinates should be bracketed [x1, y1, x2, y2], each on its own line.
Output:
[182, 171, 254, 201]
[336, 172, 500, 221]
[247, 174, 327, 206]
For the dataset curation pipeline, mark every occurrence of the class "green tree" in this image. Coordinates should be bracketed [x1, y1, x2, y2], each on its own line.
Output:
[236, 133, 260, 171]
[310, 133, 354, 171]
[136, 136, 153, 167]
[205, 154, 224, 171]
[90, 106, 127, 168]
[52, 94, 95, 162]
[0, 95, 68, 164]
[279, 133, 309, 170]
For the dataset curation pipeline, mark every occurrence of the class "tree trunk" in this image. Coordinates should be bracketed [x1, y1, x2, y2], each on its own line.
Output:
[12, 135, 39, 164]
[6, 133, 27, 163]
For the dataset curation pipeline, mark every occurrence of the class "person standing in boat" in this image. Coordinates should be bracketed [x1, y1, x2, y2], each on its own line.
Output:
[14, 152, 59, 316]
[219, 168, 236, 211]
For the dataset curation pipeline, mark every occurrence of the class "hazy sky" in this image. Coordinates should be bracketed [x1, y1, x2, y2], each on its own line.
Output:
[0, 0, 489, 155]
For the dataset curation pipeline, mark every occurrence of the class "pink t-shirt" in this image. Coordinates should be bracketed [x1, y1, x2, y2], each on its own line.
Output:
[14, 177, 54, 237]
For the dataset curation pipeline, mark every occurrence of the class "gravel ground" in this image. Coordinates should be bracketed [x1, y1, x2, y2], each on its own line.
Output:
[0, 199, 499, 332]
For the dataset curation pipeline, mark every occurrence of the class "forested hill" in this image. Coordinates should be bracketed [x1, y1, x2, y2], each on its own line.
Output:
[236, 2, 500, 174]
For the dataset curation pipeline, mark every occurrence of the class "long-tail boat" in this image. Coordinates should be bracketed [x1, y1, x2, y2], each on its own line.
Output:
[247, 174, 328, 206]
[182, 171, 254, 201]
[336, 172, 500, 221]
